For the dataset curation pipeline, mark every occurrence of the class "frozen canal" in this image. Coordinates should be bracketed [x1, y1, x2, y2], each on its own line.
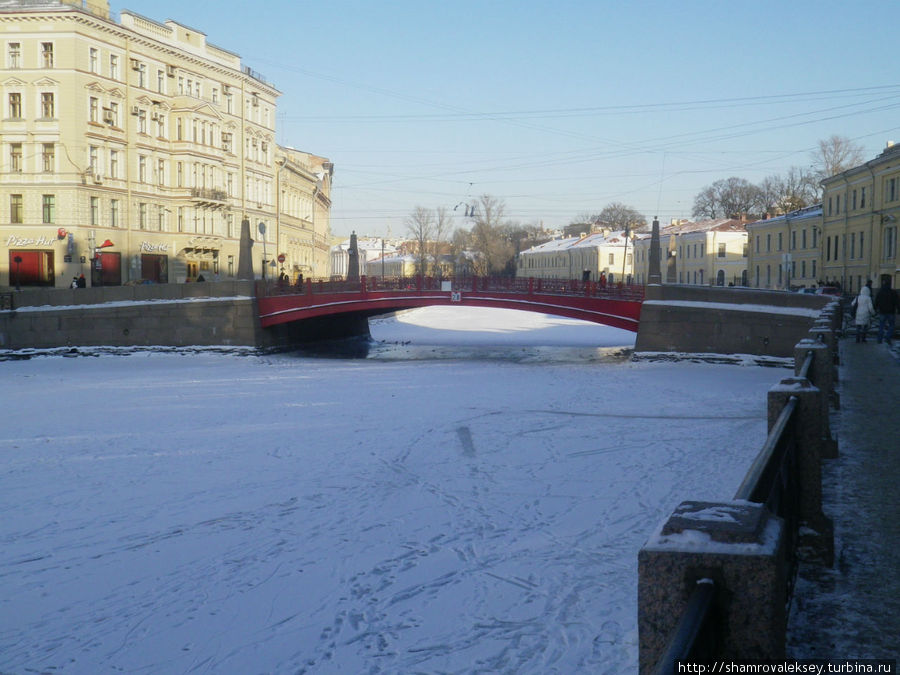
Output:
[0, 307, 786, 673]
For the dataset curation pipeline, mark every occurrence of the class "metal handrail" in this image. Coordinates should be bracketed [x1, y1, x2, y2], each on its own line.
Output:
[796, 349, 814, 381]
[734, 396, 798, 503]
[654, 580, 716, 674]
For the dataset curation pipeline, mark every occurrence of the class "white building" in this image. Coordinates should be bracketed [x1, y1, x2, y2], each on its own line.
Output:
[516, 230, 634, 283]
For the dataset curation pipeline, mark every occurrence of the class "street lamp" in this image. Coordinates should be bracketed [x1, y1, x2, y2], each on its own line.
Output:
[258, 222, 267, 281]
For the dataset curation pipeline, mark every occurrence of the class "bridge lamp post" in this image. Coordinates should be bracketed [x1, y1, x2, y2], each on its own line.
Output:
[258, 222, 268, 281]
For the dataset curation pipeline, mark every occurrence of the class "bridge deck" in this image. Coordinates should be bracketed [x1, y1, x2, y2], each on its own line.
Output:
[256, 276, 645, 332]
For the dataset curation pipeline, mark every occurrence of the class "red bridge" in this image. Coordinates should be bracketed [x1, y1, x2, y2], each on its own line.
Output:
[257, 276, 644, 333]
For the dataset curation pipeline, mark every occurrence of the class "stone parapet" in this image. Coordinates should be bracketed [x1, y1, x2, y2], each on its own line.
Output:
[638, 501, 787, 672]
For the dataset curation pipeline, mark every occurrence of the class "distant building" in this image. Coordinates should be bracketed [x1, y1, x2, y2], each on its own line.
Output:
[330, 236, 396, 279]
[632, 219, 747, 286]
[516, 230, 634, 283]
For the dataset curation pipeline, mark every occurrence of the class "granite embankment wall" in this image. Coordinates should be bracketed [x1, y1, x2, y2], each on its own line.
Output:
[0, 282, 262, 349]
[634, 285, 833, 357]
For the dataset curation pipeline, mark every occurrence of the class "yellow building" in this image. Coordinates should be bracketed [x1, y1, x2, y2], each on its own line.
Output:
[633, 219, 747, 286]
[275, 147, 332, 282]
[2, 0, 330, 288]
[516, 230, 634, 283]
[745, 206, 822, 290]
[821, 142, 900, 293]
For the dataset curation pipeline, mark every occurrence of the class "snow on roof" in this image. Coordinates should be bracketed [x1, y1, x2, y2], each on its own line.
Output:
[521, 230, 629, 254]
[746, 205, 823, 230]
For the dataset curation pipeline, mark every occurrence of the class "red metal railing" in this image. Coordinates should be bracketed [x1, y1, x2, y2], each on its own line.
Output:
[258, 276, 645, 301]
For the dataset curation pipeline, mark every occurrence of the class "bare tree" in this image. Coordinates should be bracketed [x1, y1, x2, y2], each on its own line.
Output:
[406, 205, 434, 276]
[811, 135, 865, 181]
[597, 202, 648, 233]
[759, 167, 819, 215]
[431, 206, 453, 278]
[691, 177, 763, 220]
[469, 194, 514, 276]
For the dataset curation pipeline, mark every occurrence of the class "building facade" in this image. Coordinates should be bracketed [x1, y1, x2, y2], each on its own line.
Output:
[821, 142, 900, 294]
[745, 205, 822, 290]
[2, 0, 330, 288]
[632, 219, 747, 286]
[516, 230, 634, 283]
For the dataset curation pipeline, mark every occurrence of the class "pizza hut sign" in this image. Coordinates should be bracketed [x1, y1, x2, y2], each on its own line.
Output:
[6, 234, 56, 248]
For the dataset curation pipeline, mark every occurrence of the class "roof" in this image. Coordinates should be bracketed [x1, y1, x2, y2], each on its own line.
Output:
[745, 205, 823, 230]
[521, 230, 630, 255]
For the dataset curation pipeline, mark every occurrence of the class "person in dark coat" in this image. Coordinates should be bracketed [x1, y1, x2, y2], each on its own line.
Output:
[874, 278, 899, 345]
[76, 273, 86, 288]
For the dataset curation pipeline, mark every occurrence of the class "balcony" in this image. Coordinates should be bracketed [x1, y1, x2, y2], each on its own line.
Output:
[190, 187, 228, 209]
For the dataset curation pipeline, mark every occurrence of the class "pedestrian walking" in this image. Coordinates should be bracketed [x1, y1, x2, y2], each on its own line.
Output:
[853, 284, 876, 343]
[77, 273, 86, 288]
[70, 276, 79, 289]
[874, 277, 899, 345]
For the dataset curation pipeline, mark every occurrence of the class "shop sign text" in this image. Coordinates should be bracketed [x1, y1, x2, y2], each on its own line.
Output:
[6, 234, 57, 248]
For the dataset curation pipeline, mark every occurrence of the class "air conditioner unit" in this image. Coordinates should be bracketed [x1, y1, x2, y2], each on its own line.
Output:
[93, 173, 102, 184]
[103, 111, 114, 125]
[222, 84, 231, 94]
[130, 58, 140, 70]
[166, 64, 176, 77]
[131, 105, 140, 116]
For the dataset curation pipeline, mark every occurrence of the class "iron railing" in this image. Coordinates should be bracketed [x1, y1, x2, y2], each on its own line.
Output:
[258, 275, 646, 301]
[654, 350, 814, 673]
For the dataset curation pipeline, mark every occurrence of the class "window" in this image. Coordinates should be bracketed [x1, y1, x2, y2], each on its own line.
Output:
[90, 197, 99, 225]
[608, 253, 615, 265]
[836, 195, 841, 213]
[89, 47, 99, 73]
[828, 197, 833, 216]
[109, 102, 119, 127]
[109, 54, 119, 80]
[861, 187, 866, 209]
[176, 117, 183, 140]
[9, 92, 22, 118]
[139, 202, 147, 229]
[212, 88, 219, 104]
[890, 178, 897, 203]
[790, 231, 796, 250]
[138, 109, 147, 134]
[812, 260, 817, 278]
[717, 243, 726, 258]
[766, 233, 771, 252]
[42, 194, 55, 224]
[826, 236, 831, 261]
[850, 233, 855, 259]
[41, 92, 55, 118]
[226, 172, 233, 196]
[226, 93, 233, 114]
[801, 260, 806, 278]
[852, 189, 857, 211]
[8, 42, 21, 68]
[42, 143, 54, 172]
[884, 227, 897, 260]
[158, 206, 166, 232]
[10, 194, 23, 223]
[109, 149, 119, 178]
[178, 206, 184, 232]
[157, 159, 165, 186]
[742, 242, 748, 258]
[89, 96, 99, 122]
[778, 232, 783, 251]
[138, 155, 147, 183]
[178, 76, 184, 94]
[137, 62, 146, 88]
[157, 69, 165, 94]
[801, 229, 807, 249]
[110, 199, 119, 227]
[10, 143, 22, 172]
[176, 162, 183, 187]
[860, 232, 864, 258]
[222, 132, 232, 153]
[41, 42, 54, 68]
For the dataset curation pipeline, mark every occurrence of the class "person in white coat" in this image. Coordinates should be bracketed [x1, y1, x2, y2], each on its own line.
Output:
[854, 284, 876, 343]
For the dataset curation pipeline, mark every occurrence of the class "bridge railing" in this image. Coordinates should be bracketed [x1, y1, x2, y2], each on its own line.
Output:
[258, 276, 645, 301]
[637, 305, 841, 673]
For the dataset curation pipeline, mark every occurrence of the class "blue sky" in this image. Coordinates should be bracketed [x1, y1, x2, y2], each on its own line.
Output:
[111, 0, 900, 237]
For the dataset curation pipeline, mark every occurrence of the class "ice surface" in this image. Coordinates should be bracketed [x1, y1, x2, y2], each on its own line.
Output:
[0, 306, 786, 673]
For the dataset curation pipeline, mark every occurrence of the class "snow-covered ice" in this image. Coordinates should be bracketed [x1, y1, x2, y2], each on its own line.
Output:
[0, 307, 787, 673]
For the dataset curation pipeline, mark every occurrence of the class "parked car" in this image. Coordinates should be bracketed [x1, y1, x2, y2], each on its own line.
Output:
[815, 286, 841, 296]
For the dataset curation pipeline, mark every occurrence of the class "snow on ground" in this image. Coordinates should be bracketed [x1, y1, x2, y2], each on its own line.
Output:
[0, 307, 787, 674]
